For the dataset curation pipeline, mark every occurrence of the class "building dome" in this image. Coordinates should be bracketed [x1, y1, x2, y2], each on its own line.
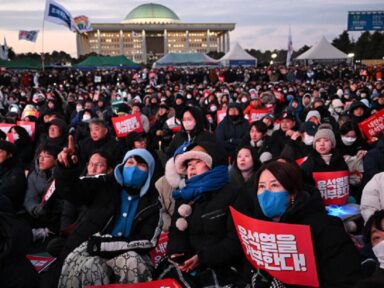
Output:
[122, 3, 180, 24]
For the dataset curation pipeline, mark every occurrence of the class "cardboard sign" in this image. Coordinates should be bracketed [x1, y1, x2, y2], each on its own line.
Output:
[85, 279, 182, 288]
[358, 109, 384, 143]
[112, 113, 143, 138]
[26, 255, 56, 273]
[149, 232, 169, 267]
[249, 108, 273, 123]
[217, 109, 227, 124]
[17, 121, 36, 141]
[312, 171, 349, 206]
[230, 207, 319, 287]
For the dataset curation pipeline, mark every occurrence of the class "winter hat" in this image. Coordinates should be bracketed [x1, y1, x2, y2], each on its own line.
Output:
[0, 140, 16, 155]
[305, 110, 321, 122]
[313, 124, 336, 148]
[301, 121, 318, 136]
[174, 140, 226, 175]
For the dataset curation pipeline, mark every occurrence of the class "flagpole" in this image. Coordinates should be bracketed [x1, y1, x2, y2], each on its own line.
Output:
[41, 0, 46, 72]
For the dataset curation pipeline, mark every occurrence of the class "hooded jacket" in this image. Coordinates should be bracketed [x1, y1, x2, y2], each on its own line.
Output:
[215, 103, 250, 159]
[54, 148, 162, 259]
[166, 106, 216, 158]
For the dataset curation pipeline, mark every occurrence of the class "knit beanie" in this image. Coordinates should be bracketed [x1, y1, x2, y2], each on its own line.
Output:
[313, 124, 336, 148]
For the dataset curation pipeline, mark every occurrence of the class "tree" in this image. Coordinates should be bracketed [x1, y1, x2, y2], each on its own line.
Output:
[354, 31, 372, 59]
[370, 31, 384, 59]
[332, 30, 354, 54]
[207, 51, 225, 60]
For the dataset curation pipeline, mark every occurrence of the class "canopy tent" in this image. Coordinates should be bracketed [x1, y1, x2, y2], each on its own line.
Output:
[75, 55, 141, 69]
[153, 52, 218, 67]
[220, 42, 257, 67]
[0, 58, 41, 69]
[296, 36, 348, 62]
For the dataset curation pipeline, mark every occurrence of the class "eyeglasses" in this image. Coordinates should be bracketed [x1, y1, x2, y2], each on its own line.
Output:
[39, 153, 54, 160]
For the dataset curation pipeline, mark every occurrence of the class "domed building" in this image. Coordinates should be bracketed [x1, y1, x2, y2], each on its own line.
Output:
[77, 3, 235, 63]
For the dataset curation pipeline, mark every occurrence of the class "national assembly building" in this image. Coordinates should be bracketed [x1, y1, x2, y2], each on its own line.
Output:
[76, 3, 235, 63]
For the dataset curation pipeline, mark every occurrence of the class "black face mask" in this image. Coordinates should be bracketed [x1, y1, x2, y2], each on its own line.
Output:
[229, 114, 240, 121]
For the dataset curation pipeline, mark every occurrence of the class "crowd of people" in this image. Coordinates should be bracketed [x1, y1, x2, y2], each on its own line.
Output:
[0, 64, 384, 288]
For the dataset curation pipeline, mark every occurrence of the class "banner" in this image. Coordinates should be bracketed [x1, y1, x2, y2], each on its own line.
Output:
[112, 113, 143, 138]
[74, 15, 93, 33]
[249, 108, 272, 123]
[27, 255, 56, 273]
[17, 121, 36, 141]
[149, 232, 169, 267]
[312, 171, 349, 206]
[85, 279, 182, 288]
[358, 108, 384, 144]
[230, 207, 319, 287]
[19, 30, 39, 42]
[44, 0, 78, 32]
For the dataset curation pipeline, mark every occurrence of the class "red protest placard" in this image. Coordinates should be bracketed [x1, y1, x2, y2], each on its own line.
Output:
[217, 109, 226, 124]
[230, 207, 319, 287]
[0, 123, 13, 134]
[17, 121, 36, 141]
[358, 108, 384, 143]
[149, 232, 169, 267]
[249, 108, 271, 123]
[85, 278, 181, 288]
[112, 113, 143, 138]
[312, 171, 349, 206]
[26, 255, 56, 273]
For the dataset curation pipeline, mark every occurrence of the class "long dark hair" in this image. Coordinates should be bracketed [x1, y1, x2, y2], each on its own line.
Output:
[255, 161, 303, 197]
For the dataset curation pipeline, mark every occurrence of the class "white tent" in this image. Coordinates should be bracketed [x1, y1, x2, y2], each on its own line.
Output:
[220, 42, 257, 67]
[296, 36, 348, 62]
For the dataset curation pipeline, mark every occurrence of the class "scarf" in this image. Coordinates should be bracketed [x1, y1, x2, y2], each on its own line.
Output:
[172, 165, 229, 202]
[111, 189, 140, 238]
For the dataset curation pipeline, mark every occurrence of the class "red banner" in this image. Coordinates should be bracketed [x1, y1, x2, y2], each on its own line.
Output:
[358, 108, 384, 143]
[85, 279, 181, 288]
[296, 156, 308, 166]
[17, 121, 36, 141]
[112, 113, 143, 138]
[248, 108, 273, 123]
[312, 171, 349, 206]
[230, 207, 319, 287]
[149, 232, 169, 267]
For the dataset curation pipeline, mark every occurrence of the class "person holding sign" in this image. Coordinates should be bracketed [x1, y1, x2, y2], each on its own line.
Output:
[157, 141, 249, 287]
[57, 143, 162, 287]
[300, 124, 352, 206]
[246, 161, 361, 287]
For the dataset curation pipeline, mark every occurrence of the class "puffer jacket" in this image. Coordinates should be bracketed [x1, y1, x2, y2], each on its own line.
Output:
[360, 172, 384, 223]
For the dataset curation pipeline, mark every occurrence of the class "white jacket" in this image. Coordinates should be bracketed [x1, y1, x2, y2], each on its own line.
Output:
[360, 172, 384, 223]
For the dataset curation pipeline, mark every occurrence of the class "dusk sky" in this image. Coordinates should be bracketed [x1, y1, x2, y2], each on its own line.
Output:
[0, 0, 382, 57]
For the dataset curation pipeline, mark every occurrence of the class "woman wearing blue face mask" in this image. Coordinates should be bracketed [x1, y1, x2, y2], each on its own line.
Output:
[57, 148, 162, 287]
[246, 160, 362, 288]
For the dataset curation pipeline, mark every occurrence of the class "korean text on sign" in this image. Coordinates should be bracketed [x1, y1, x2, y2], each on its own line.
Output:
[238, 227, 307, 272]
[312, 171, 349, 206]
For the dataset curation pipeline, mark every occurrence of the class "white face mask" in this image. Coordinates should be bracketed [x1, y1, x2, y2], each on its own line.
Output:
[76, 105, 83, 113]
[12, 133, 19, 141]
[210, 105, 217, 112]
[341, 136, 356, 146]
[373, 240, 384, 269]
[241, 98, 248, 103]
[303, 134, 314, 146]
[334, 107, 344, 114]
[82, 114, 91, 121]
[183, 120, 196, 131]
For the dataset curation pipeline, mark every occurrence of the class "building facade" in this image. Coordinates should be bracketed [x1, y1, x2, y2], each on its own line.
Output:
[77, 3, 235, 63]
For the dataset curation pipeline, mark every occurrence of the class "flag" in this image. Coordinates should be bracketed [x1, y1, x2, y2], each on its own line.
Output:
[286, 26, 293, 67]
[44, 0, 78, 32]
[74, 15, 93, 33]
[19, 30, 39, 42]
[0, 38, 8, 60]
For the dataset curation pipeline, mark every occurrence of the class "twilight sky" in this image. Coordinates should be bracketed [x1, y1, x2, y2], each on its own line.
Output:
[0, 0, 382, 57]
